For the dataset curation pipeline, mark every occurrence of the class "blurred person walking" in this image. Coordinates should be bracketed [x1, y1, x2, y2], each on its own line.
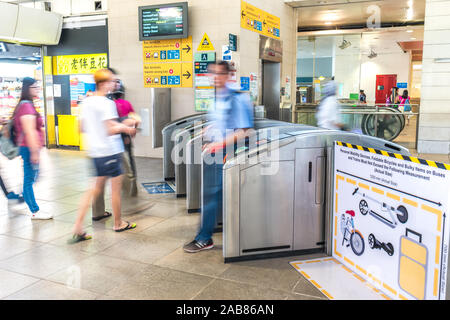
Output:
[70, 69, 137, 242]
[316, 81, 346, 130]
[183, 61, 254, 253]
[13, 77, 51, 219]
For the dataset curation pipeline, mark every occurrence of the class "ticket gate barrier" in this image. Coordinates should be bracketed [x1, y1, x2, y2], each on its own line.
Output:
[187, 120, 298, 213]
[221, 126, 410, 262]
[162, 113, 207, 181]
[174, 122, 210, 197]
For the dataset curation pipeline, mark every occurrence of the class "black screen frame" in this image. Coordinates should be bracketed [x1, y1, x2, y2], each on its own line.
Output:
[138, 2, 188, 41]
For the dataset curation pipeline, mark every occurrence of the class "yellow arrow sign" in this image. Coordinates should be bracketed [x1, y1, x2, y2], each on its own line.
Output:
[197, 33, 215, 51]
[143, 36, 193, 62]
[143, 62, 193, 88]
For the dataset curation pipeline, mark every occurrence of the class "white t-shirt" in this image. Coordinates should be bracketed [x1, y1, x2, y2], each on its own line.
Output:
[316, 96, 340, 130]
[80, 96, 124, 158]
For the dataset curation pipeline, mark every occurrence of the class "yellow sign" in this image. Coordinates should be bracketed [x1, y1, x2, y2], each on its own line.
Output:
[197, 33, 215, 51]
[53, 53, 108, 75]
[143, 36, 193, 63]
[143, 63, 193, 88]
[240, 1, 280, 39]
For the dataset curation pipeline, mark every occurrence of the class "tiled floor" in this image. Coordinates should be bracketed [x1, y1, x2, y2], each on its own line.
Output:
[0, 148, 447, 300]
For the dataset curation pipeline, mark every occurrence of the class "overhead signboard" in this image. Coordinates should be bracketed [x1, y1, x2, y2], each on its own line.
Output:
[138, 2, 188, 41]
[240, 0, 280, 39]
[53, 53, 108, 75]
[333, 141, 450, 300]
[143, 62, 192, 88]
[197, 33, 215, 51]
[143, 36, 193, 62]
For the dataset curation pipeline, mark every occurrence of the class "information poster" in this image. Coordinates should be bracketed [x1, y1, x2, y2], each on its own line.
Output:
[69, 75, 95, 114]
[240, 0, 280, 39]
[333, 141, 450, 300]
[194, 52, 215, 112]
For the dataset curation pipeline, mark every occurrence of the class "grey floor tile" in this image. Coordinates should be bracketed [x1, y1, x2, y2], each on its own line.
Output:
[0, 269, 40, 299]
[0, 244, 92, 278]
[140, 200, 186, 219]
[0, 213, 46, 235]
[0, 235, 42, 261]
[106, 264, 214, 300]
[47, 254, 148, 295]
[140, 214, 200, 242]
[49, 225, 129, 254]
[100, 233, 182, 264]
[5, 220, 76, 243]
[4, 280, 98, 300]
[193, 279, 291, 300]
[102, 213, 164, 233]
[154, 247, 230, 278]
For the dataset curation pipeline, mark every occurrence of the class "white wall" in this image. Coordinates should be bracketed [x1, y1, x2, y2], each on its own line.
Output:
[359, 51, 411, 104]
[418, 0, 450, 154]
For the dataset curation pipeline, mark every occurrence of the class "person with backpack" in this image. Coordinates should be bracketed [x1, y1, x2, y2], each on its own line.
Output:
[183, 60, 254, 253]
[13, 77, 52, 219]
[399, 89, 412, 125]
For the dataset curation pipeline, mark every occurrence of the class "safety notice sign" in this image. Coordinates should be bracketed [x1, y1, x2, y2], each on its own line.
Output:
[197, 33, 215, 51]
[333, 141, 450, 300]
[143, 63, 192, 88]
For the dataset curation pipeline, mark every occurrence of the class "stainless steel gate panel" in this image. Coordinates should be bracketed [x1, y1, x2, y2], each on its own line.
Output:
[293, 147, 326, 251]
[239, 161, 294, 255]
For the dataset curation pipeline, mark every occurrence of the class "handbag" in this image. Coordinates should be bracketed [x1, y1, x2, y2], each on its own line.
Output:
[0, 120, 19, 160]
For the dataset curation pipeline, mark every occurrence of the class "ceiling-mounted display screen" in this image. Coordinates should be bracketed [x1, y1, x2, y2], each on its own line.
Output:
[139, 2, 188, 41]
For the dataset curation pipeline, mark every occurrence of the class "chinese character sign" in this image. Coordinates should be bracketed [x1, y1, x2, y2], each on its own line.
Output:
[54, 54, 108, 75]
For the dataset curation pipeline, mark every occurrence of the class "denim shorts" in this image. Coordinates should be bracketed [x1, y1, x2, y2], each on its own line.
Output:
[92, 153, 123, 177]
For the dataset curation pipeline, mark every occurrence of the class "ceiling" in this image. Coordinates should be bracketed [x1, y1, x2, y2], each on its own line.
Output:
[289, 0, 425, 29]
[297, 27, 424, 59]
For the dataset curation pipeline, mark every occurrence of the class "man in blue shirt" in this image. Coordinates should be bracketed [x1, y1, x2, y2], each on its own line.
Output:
[183, 61, 254, 253]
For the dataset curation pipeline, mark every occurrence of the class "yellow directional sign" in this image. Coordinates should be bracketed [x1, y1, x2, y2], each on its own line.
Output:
[143, 62, 192, 88]
[240, 1, 280, 39]
[143, 36, 193, 63]
[197, 33, 215, 51]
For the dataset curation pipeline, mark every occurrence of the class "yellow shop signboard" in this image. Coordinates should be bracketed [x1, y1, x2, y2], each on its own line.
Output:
[53, 53, 108, 75]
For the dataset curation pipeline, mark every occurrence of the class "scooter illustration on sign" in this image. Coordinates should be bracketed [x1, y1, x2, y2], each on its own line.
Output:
[340, 210, 365, 256]
[368, 233, 394, 256]
[352, 187, 408, 228]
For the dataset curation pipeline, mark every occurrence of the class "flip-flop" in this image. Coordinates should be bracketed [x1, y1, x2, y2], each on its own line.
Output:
[114, 221, 137, 232]
[92, 211, 112, 221]
[67, 232, 92, 244]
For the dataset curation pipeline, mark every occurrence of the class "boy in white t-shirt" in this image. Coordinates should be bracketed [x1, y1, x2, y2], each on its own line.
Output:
[70, 69, 138, 243]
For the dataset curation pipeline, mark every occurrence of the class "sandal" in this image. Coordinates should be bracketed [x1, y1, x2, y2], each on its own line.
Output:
[114, 221, 137, 232]
[67, 232, 92, 244]
[92, 211, 112, 221]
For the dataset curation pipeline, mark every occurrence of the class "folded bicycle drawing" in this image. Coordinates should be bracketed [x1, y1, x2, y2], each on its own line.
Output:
[352, 187, 408, 229]
[340, 210, 365, 256]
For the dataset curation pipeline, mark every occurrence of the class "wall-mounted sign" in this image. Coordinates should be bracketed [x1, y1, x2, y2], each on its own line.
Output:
[143, 62, 192, 88]
[143, 36, 192, 62]
[197, 33, 215, 51]
[229, 34, 237, 51]
[222, 45, 232, 61]
[0, 42, 7, 53]
[240, 76, 250, 91]
[194, 52, 215, 112]
[333, 141, 450, 300]
[53, 53, 108, 75]
[240, 0, 280, 39]
[194, 52, 216, 74]
[397, 82, 408, 89]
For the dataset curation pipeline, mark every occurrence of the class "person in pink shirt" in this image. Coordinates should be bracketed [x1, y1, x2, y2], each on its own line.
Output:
[13, 77, 52, 220]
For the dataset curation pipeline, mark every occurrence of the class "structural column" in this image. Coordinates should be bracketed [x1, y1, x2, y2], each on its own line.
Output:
[418, 0, 450, 154]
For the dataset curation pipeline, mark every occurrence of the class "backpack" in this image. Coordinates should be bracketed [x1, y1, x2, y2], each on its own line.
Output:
[403, 98, 411, 112]
[0, 119, 19, 160]
[0, 100, 30, 160]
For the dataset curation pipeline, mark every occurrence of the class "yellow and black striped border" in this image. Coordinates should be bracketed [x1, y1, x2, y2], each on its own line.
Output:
[336, 141, 450, 171]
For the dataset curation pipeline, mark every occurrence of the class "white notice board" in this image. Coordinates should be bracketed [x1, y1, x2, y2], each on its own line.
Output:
[333, 141, 450, 300]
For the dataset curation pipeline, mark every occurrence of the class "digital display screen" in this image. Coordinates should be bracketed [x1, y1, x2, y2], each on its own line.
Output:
[139, 3, 188, 40]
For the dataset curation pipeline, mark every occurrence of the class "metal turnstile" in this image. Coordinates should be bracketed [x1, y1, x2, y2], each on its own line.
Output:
[162, 113, 207, 181]
[222, 125, 410, 262]
[174, 122, 209, 197]
[187, 119, 298, 213]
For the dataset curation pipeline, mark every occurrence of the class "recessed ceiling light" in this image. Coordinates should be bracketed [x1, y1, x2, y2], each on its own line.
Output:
[325, 21, 332, 25]
[406, 30, 413, 33]
[411, 37, 417, 40]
